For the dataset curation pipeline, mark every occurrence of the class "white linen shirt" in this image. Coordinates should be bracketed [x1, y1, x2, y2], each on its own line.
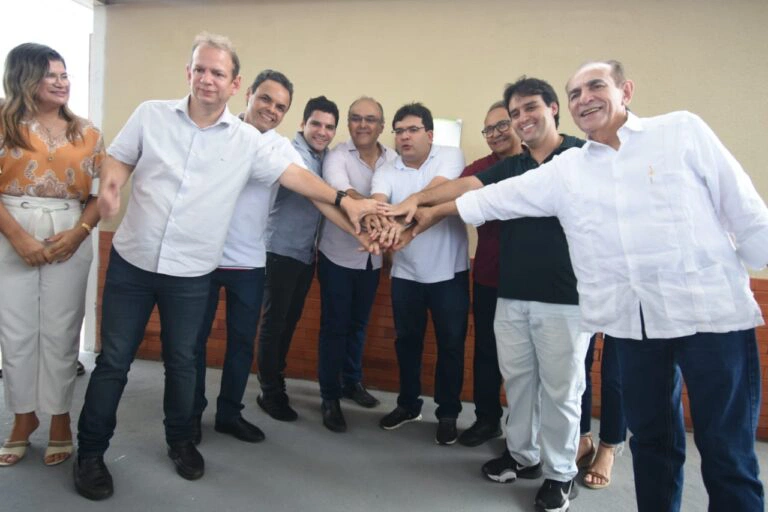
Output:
[318, 139, 396, 270]
[457, 112, 768, 340]
[219, 130, 304, 269]
[108, 97, 291, 277]
[372, 144, 469, 283]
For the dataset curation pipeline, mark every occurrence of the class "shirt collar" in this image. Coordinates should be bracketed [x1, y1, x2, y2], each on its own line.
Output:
[519, 134, 581, 161]
[293, 131, 324, 161]
[394, 143, 437, 171]
[346, 139, 390, 165]
[583, 111, 642, 153]
[174, 95, 235, 128]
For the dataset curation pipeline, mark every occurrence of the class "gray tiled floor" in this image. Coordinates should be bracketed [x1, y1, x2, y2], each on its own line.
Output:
[1, 353, 766, 511]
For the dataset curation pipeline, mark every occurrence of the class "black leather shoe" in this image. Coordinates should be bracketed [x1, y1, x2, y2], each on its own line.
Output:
[73, 455, 114, 501]
[193, 415, 202, 446]
[458, 419, 502, 447]
[342, 383, 380, 408]
[321, 399, 347, 433]
[257, 393, 298, 422]
[215, 416, 265, 443]
[167, 441, 204, 480]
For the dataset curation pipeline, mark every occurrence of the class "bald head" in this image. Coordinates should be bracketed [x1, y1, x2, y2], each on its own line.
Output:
[347, 96, 385, 150]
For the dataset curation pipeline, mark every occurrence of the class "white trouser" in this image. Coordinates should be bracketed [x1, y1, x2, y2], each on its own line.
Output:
[494, 298, 591, 481]
[0, 195, 92, 414]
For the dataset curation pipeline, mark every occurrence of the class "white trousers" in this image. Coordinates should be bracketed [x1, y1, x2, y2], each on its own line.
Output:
[494, 298, 591, 481]
[0, 195, 92, 414]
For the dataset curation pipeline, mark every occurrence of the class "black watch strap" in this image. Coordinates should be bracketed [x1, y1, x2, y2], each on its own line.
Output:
[335, 190, 348, 207]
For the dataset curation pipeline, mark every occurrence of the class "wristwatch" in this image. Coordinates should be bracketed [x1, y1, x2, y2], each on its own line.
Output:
[335, 190, 348, 207]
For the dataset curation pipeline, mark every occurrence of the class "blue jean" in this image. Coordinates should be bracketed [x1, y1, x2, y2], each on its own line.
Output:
[580, 334, 627, 444]
[317, 252, 380, 400]
[471, 282, 503, 422]
[610, 329, 764, 512]
[194, 267, 265, 423]
[391, 271, 469, 419]
[77, 248, 212, 456]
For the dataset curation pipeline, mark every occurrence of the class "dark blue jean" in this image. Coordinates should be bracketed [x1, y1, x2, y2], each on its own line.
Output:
[610, 329, 764, 512]
[77, 248, 212, 456]
[580, 334, 627, 444]
[194, 267, 265, 423]
[391, 271, 469, 419]
[257, 252, 314, 393]
[317, 252, 380, 400]
[471, 282, 502, 422]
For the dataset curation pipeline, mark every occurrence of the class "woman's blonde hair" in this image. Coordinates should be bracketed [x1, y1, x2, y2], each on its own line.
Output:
[1, 42, 82, 150]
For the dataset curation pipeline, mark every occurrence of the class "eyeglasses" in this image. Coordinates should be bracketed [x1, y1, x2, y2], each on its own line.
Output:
[481, 119, 511, 137]
[392, 126, 425, 136]
[42, 72, 69, 84]
[349, 115, 382, 125]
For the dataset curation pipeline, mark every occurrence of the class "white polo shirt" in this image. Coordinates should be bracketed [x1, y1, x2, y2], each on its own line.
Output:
[318, 139, 396, 270]
[219, 129, 304, 269]
[371, 144, 469, 283]
[108, 97, 291, 277]
[457, 111, 768, 339]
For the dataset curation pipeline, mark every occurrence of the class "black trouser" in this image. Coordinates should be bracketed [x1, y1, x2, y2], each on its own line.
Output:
[257, 252, 314, 394]
[471, 281, 503, 422]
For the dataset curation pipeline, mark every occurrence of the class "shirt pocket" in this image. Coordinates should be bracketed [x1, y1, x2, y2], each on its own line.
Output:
[647, 163, 688, 224]
[577, 279, 620, 327]
[658, 263, 737, 324]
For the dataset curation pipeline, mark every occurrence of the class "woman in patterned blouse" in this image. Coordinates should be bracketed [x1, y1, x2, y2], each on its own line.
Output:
[0, 43, 104, 467]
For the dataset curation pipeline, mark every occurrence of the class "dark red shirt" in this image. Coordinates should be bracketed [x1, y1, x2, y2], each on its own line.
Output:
[460, 153, 501, 288]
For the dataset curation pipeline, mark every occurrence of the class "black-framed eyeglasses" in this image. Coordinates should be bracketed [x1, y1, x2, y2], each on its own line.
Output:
[481, 119, 511, 137]
[349, 114, 382, 125]
[392, 126, 425, 136]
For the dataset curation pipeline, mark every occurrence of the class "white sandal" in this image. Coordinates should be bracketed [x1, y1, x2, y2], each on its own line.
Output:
[0, 440, 30, 467]
[44, 440, 73, 466]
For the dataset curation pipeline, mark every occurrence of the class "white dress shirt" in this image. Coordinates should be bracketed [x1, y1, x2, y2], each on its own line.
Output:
[108, 97, 291, 277]
[219, 130, 304, 269]
[457, 111, 768, 339]
[372, 144, 469, 284]
[318, 139, 396, 270]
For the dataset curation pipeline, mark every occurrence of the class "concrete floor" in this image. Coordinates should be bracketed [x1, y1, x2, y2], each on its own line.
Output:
[1, 352, 766, 512]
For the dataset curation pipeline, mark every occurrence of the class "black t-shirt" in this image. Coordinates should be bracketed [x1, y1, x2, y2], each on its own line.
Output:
[475, 135, 584, 305]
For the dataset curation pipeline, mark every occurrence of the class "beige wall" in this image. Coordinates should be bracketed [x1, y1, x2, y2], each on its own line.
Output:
[99, 0, 768, 272]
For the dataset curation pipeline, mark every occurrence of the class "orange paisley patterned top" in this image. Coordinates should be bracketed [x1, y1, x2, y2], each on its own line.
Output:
[0, 118, 104, 201]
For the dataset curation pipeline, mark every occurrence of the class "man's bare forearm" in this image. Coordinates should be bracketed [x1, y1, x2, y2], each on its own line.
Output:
[416, 176, 483, 206]
[312, 200, 356, 236]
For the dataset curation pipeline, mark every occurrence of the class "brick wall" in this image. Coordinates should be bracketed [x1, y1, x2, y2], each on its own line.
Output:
[98, 231, 768, 439]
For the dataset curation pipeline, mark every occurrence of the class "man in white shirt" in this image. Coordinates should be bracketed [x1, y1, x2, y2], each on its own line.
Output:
[455, 60, 767, 512]
[370, 103, 469, 445]
[73, 33, 376, 501]
[316, 97, 396, 432]
[384, 80, 590, 512]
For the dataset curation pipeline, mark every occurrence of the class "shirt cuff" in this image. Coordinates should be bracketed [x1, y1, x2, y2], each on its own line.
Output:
[456, 190, 486, 227]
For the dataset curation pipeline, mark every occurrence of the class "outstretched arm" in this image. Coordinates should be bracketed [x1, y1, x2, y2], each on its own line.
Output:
[279, 163, 381, 233]
[380, 175, 483, 223]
